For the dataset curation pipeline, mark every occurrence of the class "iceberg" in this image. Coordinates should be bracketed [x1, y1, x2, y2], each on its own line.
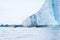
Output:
[22, 0, 58, 26]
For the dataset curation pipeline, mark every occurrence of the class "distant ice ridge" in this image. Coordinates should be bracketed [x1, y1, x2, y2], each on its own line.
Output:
[22, 0, 58, 26]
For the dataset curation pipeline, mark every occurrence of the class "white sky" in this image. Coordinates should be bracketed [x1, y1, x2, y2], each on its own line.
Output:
[0, 0, 45, 25]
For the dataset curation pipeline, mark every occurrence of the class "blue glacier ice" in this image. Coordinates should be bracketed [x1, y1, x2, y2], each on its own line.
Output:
[22, 0, 59, 26]
[52, 0, 60, 24]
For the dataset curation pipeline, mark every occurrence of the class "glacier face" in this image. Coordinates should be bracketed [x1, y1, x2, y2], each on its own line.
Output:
[0, 0, 59, 26]
[52, 0, 60, 24]
[22, 0, 58, 26]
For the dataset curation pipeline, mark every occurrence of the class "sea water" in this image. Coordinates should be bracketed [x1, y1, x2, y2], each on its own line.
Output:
[0, 26, 60, 40]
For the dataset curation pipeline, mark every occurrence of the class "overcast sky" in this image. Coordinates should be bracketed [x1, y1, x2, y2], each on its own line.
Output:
[0, 0, 45, 24]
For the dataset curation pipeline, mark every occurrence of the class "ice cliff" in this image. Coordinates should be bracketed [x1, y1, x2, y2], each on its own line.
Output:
[22, 0, 58, 26]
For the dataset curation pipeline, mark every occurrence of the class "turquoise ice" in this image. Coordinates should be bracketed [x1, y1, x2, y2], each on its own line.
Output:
[52, 0, 60, 23]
